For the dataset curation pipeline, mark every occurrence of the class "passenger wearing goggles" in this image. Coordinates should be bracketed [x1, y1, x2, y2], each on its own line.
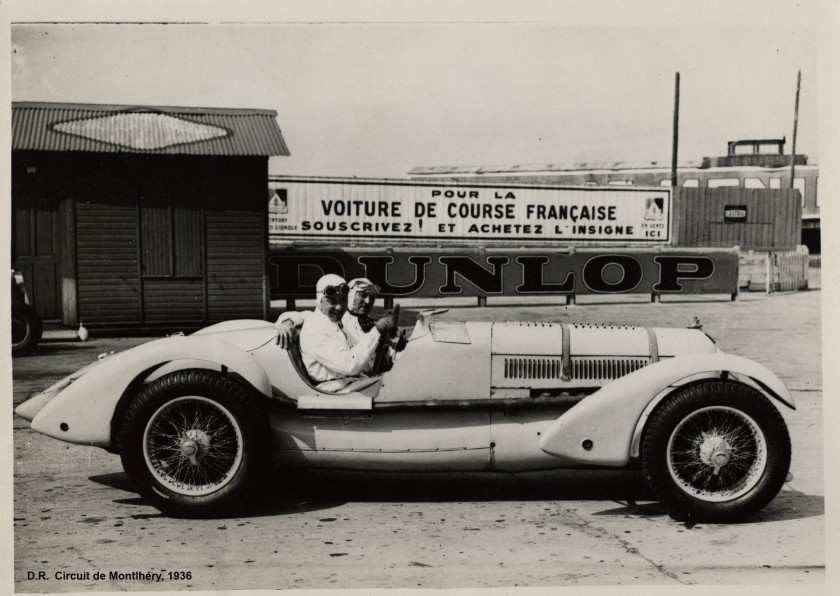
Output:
[278, 274, 400, 392]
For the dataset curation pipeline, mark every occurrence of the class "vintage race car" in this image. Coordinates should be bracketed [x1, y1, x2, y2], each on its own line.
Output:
[15, 309, 794, 522]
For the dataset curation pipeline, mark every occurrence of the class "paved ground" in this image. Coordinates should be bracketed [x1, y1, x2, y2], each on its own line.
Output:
[10, 271, 824, 590]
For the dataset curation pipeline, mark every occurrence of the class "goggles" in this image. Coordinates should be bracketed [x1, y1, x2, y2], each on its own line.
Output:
[322, 283, 349, 298]
[349, 279, 381, 294]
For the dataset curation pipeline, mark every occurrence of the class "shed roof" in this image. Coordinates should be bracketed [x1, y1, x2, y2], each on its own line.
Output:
[12, 101, 290, 156]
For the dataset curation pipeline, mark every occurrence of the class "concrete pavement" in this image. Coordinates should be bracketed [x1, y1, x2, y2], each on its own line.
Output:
[11, 279, 824, 590]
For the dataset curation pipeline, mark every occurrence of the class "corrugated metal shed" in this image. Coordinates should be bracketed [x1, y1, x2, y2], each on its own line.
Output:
[12, 101, 290, 156]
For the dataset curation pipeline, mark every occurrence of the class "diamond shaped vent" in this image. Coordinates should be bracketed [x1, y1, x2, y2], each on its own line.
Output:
[52, 112, 228, 150]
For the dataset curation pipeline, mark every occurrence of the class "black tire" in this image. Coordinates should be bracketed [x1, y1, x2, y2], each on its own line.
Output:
[118, 370, 270, 518]
[641, 381, 791, 523]
[12, 300, 43, 356]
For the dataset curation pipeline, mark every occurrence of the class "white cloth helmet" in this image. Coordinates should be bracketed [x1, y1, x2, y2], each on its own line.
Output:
[315, 273, 348, 303]
[348, 277, 381, 306]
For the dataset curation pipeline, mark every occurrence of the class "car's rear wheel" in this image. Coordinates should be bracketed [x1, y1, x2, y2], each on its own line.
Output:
[641, 381, 790, 523]
[12, 300, 42, 356]
[119, 370, 270, 517]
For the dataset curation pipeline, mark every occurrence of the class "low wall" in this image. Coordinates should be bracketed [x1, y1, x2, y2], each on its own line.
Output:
[269, 246, 740, 302]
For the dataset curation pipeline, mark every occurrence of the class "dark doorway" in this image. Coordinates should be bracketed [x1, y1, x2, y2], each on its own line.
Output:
[801, 227, 820, 254]
[12, 191, 61, 320]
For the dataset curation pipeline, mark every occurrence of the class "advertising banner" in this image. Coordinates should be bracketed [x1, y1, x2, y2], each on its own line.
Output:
[268, 179, 672, 244]
[269, 247, 738, 299]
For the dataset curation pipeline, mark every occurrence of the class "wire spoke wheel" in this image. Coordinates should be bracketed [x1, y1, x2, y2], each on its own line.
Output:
[119, 370, 269, 517]
[642, 381, 791, 522]
[667, 406, 766, 502]
[143, 396, 244, 496]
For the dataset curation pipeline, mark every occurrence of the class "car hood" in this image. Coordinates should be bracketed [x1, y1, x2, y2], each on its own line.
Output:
[490, 322, 716, 357]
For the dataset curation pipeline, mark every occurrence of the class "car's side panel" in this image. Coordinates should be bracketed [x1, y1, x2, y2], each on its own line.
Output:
[268, 408, 493, 471]
[537, 353, 795, 466]
[376, 322, 492, 403]
[489, 407, 574, 472]
[29, 336, 271, 448]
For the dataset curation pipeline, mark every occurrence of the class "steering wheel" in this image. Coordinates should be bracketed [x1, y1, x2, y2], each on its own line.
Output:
[372, 305, 401, 375]
[372, 329, 394, 375]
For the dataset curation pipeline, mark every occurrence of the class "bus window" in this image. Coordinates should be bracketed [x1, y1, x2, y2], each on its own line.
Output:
[682, 179, 699, 187]
[745, 178, 765, 189]
[708, 178, 740, 188]
[794, 178, 806, 205]
[769, 178, 781, 189]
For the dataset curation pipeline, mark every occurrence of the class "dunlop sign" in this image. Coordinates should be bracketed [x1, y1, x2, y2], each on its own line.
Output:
[269, 248, 739, 299]
[268, 180, 672, 243]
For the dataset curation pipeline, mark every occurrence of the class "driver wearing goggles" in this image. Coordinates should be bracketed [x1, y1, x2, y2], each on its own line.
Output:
[280, 274, 400, 393]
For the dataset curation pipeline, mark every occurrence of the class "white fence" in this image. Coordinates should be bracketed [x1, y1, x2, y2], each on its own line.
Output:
[739, 246, 810, 293]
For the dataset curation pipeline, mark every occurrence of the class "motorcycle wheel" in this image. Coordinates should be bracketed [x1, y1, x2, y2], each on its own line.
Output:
[12, 300, 43, 356]
[641, 381, 791, 523]
[119, 370, 270, 518]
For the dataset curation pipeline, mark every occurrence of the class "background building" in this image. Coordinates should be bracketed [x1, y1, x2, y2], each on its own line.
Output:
[11, 102, 289, 331]
[408, 139, 818, 253]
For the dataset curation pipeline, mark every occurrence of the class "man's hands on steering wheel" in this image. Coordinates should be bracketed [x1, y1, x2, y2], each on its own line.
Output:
[372, 304, 406, 373]
[390, 329, 407, 352]
[374, 304, 399, 335]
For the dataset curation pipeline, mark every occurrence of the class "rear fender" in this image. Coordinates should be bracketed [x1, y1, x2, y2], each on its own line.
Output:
[537, 353, 794, 467]
[29, 335, 271, 448]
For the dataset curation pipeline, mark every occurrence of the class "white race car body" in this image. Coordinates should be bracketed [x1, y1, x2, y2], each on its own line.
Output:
[16, 310, 794, 520]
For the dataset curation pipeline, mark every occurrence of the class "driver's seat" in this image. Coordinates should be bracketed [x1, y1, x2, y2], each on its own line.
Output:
[286, 341, 320, 390]
[285, 340, 383, 397]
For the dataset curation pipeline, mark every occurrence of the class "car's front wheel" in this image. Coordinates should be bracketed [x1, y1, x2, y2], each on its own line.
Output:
[641, 381, 790, 523]
[119, 370, 270, 517]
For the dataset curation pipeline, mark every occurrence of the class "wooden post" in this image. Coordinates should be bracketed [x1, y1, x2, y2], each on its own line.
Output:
[790, 69, 801, 188]
[671, 72, 680, 188]
[765, 253, 773, 295]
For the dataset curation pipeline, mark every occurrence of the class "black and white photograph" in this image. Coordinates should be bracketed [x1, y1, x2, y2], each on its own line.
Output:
[2, 1, 837, 593]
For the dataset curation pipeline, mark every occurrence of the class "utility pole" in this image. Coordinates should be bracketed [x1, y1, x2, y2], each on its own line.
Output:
[671, 72, 680, 188]
[790, 69, 801, 188]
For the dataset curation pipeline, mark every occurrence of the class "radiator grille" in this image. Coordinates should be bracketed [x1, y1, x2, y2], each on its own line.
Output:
[571, 357, 649, 380]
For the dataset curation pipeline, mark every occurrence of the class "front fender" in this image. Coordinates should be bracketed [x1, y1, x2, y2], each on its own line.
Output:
[537, 353, 793, 467]
[28, 335, 271, 448]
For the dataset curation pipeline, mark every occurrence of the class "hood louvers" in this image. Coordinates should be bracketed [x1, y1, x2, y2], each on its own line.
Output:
[503, 356, 649, 381]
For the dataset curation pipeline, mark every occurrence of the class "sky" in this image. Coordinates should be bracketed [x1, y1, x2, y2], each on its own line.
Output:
[8, 6, 823, 178]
